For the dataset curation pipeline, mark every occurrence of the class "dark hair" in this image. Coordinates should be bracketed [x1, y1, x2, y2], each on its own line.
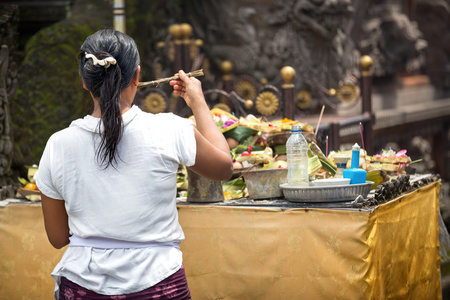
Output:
[78, 29, 140, 168]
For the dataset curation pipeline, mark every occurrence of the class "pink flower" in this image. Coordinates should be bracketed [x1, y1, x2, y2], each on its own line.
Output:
[395, 149, 407, 158]
[223, 119, 237, 128]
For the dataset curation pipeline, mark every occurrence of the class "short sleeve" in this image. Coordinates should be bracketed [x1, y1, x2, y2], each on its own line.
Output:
[34, 136, 64, 200]
[176, 117, 196, 167]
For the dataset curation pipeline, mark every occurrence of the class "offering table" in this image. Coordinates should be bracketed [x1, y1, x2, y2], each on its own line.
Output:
[0, 181, 442, 299]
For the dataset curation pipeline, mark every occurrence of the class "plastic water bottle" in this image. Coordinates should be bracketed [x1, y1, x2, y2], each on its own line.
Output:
[286, 125, 309, 186]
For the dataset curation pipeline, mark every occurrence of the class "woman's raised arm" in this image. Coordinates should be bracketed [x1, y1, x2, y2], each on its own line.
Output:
[170, 70, 233, 181]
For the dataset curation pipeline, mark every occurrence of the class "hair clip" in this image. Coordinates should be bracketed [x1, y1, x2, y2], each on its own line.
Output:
[85, 52, 117, 68]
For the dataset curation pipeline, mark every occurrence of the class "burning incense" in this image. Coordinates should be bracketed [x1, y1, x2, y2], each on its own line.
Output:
[326, 135, 329, 157]
[359, 122, 366, 156]
[138, 69, 204, 88]
[314, 105, 325, 136]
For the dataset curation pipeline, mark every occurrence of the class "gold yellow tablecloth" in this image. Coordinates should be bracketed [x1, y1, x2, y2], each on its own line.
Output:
[0, 182, 441, 299]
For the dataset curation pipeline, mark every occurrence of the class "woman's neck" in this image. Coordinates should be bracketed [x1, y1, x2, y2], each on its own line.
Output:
[89, 68, 139, 118]
[91, 91, 135, 118]
[91, 103, 132, 118]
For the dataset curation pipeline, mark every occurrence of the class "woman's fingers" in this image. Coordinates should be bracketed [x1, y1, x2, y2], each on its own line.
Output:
[178, 70, 188, 81]
[170, 80, 185, 95]
[170, 70, 200, 99]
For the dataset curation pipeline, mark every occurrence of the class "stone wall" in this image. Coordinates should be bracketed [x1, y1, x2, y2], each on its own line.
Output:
[0, 5, 19, 195]
[10, 0, 113, 166]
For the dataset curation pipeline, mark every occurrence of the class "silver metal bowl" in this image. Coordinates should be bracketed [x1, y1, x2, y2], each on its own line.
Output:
[280, 181, 374, 202]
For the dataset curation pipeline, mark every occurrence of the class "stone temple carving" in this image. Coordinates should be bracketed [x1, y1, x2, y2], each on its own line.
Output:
[414, 0, 450, 90]
[0, 5, 19, 197]
[0, 46, 14, 177]
[184, 0, 425, 112]
[190, 0, 355, 89]
[356, 3, 427, 78]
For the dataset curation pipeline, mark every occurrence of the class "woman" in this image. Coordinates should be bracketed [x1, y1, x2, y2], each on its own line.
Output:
[34, 29, 233, 299]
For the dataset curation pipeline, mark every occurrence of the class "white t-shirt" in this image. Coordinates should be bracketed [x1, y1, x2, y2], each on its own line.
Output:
[34, 105, 196, 296]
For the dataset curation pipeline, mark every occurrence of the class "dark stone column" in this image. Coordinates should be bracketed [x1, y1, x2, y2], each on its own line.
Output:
[360, 56, 374, 155]
[280, 66, 295, 120]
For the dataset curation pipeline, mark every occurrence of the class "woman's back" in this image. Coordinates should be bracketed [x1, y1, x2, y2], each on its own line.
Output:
[38, 107, 196, 242]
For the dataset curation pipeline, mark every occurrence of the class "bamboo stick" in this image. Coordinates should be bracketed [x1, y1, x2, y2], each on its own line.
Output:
[138, 69, 204, 88]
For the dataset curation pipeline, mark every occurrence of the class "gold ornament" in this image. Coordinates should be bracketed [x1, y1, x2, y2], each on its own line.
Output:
[195, 39, 204, 48]
[337, 83, 360, 103]
[235, 79, 257, 100]
[156, 41, 165, 49]
[255, 91, 279, 116]
[180, 23, 193, 40]
[168, 24, 182, 40]
[280, 66, 295, 83]
[213, 103, 231, 113]
[203, 58, 211, 75]
[190, 40, 200, 59]
[221, 61, 233, 75]
[142, 93, 167, 114]
[245, 99, 254, 110]
[360, 55, 373, 77]
[168, 41, 175, 62]
[154, 63, 163, 81]
[295, 90, 312, 109]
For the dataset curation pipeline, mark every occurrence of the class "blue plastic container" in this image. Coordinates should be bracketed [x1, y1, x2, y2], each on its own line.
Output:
[343, 143, 367, 184]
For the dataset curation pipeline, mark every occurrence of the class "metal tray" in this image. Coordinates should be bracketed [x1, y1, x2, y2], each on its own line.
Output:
[280, 181, 374, 203]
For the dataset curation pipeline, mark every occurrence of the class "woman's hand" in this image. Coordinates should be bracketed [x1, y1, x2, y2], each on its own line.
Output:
[170, 70, 205, 111]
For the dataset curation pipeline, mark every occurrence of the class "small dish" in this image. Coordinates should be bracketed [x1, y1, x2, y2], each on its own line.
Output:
[311, 178, 351, 186]
[18, 187, 41, 202]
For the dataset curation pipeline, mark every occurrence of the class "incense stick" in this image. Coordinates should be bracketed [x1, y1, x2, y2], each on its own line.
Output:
[138, 69, 204, 88]
[326, 135, 328, 157]
[359, 122, 366, 157]
[314, 105, 325, 136]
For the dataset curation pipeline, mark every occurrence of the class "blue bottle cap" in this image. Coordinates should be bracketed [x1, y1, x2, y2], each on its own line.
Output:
[291, 125, 302, 133]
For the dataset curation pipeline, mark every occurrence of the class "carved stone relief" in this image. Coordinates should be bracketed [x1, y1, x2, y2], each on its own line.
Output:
[182, 0, 426, 112]
[356, 3, 426, 78]
[414, 0, 450, 91]
[189, 0, 355, 89]
[0, 5, 19, 190]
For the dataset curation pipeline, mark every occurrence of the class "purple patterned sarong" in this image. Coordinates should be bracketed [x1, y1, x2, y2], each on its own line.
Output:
[58, 265, 191, 299]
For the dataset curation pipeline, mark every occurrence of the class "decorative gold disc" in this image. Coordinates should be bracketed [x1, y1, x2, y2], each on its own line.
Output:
[295, 90, 312, 109]
[235, 79, 257, 100]
[336, 83, 360, 103]
[142, 92, 167, 114]
[213, 103, 231, 113]
[255, 91, 279, 116]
